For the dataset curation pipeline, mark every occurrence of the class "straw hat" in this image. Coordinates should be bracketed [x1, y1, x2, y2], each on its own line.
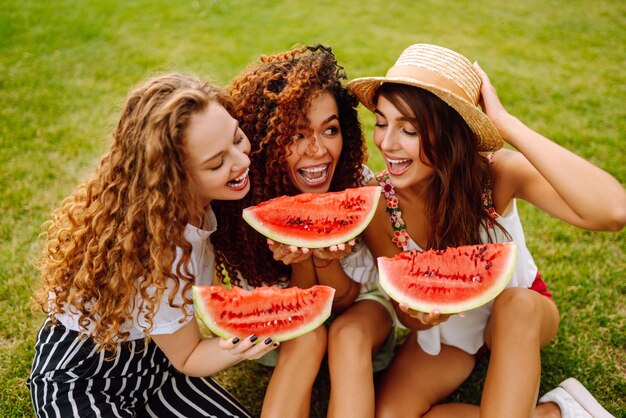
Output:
[346, 44, 503, 151]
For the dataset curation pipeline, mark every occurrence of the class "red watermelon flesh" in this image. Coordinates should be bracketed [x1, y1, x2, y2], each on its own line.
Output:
[193, 285, 335, 342]
[242, 186, 381, 248]
[378, 243, 516, 314]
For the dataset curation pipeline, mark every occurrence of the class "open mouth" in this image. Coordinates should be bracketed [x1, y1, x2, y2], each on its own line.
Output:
[297, 164, 330, 186]
[226, 169, 249, 190]
[386, 156, 413, 176]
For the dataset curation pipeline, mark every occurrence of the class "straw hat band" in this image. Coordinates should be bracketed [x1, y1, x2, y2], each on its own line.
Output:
[385, 65, 473, 104]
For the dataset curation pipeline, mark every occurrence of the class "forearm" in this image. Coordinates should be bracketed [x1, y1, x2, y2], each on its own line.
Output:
[500, 115, 626, 230]
[179, 336, 245, 377]
[290, 257, 318, 288]
[152, 321, 246, 378]
[313, 258, 360, 312]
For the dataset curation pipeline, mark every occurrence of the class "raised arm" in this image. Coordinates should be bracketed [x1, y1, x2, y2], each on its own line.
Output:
[476, 64, 626, 231]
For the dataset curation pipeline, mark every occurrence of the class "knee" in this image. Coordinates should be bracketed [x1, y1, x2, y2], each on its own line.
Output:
[490, 288, 545, 337]
[279, 325, 327, 363]
[298, 324, 327, 358]
[328, 316, 370, 351]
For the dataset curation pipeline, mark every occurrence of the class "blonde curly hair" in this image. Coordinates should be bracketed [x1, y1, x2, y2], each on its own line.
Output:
[33, 73, 233, 352]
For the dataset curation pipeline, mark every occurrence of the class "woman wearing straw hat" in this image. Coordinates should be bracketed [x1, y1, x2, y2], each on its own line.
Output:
[346, 44, 625, 418]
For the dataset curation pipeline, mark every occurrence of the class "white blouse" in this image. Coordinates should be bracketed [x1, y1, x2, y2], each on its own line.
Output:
[55, 207, 218, 341]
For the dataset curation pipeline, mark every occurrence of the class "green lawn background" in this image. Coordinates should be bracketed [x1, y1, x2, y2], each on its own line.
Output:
[1, 0, 624, 416]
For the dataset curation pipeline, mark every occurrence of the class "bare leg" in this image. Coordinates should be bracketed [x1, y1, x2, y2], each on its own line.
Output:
[261, 325, 327, 418]
[533, 402, 561, 418]
[480, 288, 560, 418]
[326, 300, 392, 418]
[375, 332, 475, 418]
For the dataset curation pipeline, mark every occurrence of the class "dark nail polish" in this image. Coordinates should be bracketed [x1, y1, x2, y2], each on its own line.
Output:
[231, 337, 240, 344]
[264, 337, 272, 345]
[272, 342, 280, 347]
[249, 335, 258, 343]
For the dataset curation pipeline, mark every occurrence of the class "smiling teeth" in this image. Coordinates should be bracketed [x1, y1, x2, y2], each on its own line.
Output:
[301, 166, 327, 173]
[387, 158, 411, 164]
[229, 169, 249, 184]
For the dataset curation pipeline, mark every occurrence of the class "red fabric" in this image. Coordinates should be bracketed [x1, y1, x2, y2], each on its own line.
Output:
[529, 272, 553, 300]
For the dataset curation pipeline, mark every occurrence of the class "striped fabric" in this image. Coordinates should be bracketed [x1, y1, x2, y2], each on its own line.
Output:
[27, 318, 253, 418]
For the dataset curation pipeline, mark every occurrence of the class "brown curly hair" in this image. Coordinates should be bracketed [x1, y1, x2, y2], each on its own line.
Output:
[33, 73, 234, 352]
[212, 44, 367, 287]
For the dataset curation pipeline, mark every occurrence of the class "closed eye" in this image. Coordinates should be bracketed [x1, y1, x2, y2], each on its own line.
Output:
[401, 127, 418, 136]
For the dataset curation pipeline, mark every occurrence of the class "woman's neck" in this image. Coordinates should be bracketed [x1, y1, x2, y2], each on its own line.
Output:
[397, 178, 429, 205]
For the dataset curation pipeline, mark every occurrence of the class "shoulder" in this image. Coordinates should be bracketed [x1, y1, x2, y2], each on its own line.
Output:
[490, 148, 534, 209]
[491, 148, 536, 183]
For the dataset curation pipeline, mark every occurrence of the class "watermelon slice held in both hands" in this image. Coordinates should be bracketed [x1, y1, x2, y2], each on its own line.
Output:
[242, 186, 382, 248]
[378, 242, 517, 314]
[193, 285, 335, 342]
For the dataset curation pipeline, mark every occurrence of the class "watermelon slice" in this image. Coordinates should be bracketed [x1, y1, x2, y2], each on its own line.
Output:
[242, 186, 382, 248]
[378, 243, 517, 314]
[193, 285, 335, 341]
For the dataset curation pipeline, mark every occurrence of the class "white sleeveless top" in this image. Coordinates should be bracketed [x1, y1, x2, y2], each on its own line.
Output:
[403, 200, 538, 355]
[55, 207, 218, 341]
[376, 168, 539, 355]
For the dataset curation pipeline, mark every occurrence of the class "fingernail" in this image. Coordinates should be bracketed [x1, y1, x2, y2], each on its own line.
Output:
[272, 342, 280, 347]
[249, 335, 258, 343]
[231, 337, 240, 344]
[264, 337, 272, 345]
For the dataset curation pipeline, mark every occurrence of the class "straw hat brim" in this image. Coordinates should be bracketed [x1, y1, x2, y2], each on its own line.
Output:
[347, 76, 503, 152]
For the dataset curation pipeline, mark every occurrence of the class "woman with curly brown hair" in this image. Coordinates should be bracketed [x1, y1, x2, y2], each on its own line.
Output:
[27, 73, 278, 417]
[212, 45, 396, 418]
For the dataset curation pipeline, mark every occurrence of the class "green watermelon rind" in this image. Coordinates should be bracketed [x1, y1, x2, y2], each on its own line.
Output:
[192, 285, 335, 342]
[378, 243, 517, 314]
[242, 186, 382, 248]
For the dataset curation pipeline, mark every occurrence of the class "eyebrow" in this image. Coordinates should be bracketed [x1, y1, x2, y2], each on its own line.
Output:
[374, 109, 410, 122]
[322, 114, 339, 124]
[199, 121, 240, 167]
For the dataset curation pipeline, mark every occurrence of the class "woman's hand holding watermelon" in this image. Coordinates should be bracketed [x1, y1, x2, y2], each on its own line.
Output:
[267, 238, 356, 266]
[267, 239, 312, 265]
[398, 303, 452, 328]
[218, 334, 279, 361]
[311, 239, 356, 261]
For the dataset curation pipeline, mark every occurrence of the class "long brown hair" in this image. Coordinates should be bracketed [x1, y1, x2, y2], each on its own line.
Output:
[33, 74, 233, 352]
[378, 83, 508, 249]
[212, 44, 367, 287]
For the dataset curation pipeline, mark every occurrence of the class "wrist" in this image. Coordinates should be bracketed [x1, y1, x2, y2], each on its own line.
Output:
[313, 258, 334, 269]
[333, 279, 355, 303]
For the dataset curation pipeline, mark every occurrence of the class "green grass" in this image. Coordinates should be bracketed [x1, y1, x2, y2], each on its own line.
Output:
[2, 0, 624, 416]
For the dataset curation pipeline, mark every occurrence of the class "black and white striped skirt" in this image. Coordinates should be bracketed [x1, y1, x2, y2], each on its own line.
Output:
[27, 317, 254, 418]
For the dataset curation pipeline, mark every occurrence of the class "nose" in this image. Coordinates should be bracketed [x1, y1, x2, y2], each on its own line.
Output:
[304, 135, 327, 158]
[378, 128, 397, 152]
[233, 146, 251, 172]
